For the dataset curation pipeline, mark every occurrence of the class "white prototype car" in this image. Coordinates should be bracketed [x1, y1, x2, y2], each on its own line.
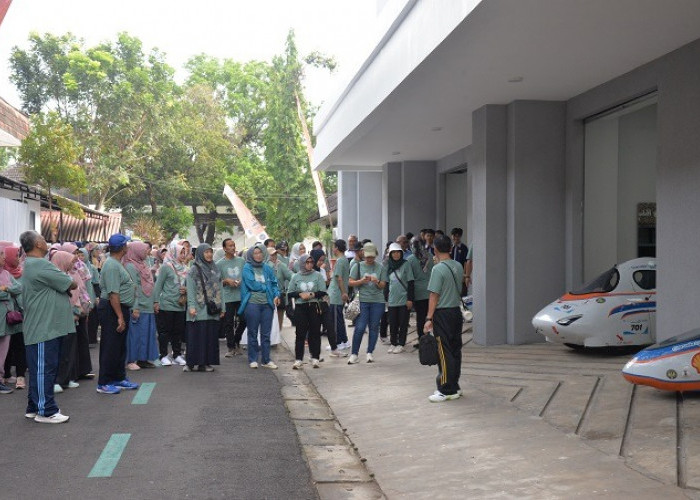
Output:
[532, 258, 656, 348]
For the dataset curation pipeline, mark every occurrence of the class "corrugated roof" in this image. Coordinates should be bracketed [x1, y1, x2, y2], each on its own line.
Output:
[41, 209, 122, 243]
[0, 96, 29, 142]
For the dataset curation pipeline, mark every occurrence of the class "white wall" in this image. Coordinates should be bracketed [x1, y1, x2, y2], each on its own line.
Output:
[444, 170, 469, 237]
[0, 192, 33, 243]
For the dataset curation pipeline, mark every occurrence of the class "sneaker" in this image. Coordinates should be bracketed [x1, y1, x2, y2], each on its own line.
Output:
[204, 365, 215, 372]
[394, 345, 405, 354]
[53, 384, 64, 393]
[25, 412, 37, 419]
[311, 358, 320, 369]
[0, 382, 13, 394]
[249, 362, 259, 369]
[112, 379, 139, 390]
[34, 411, 70, 424]
[80, 372, 96, 380]
[96, 384, 121, 394]
[126, 362, 141, 371]
[366, 353, 374, 363]
[292, 360, 303, 370]
[67, 381, 80, 389]
[262, 361, 278, 370]
[173, 355, 187, 366]
[428, 391, 461, 403]
[347, 354, 359, 365]
[160, 356, 173, 366]
[387, 346, 395, 354]
[325, 345, 332, 351]
[234, 347, 243, 356]
[5, 376, 16, 385]
[380, 337, 390, 345]
[15, 376, 26, 390]
[224, 349, 235, 358]
[183, 365, 192, 372]
[329, 350, 341, 357]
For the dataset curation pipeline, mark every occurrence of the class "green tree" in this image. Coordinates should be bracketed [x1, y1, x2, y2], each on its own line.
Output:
[19, 111, 85, 240]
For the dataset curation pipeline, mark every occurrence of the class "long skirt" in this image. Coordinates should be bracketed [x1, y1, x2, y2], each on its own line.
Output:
[185, 320, 220, 366]
[126, 312, 159, 362]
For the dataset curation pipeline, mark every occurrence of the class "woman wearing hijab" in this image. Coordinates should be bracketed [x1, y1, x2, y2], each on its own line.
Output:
[407, 236, 434, 348]
[123, 241, 159, 370]
[239, 243, 281, 369]
[0, 246, 22, 394]
[384, 243, 415, 353]
[266, 247, 292, 331]
[185, 243, 224, 372]
[2, 246, 27, 390]
[153, 240, 189, 366]
[288, 242, 306, 273]
[287, 253, 328, 369]
[86, 245, 102, 344]
[50, 250, 83, 392]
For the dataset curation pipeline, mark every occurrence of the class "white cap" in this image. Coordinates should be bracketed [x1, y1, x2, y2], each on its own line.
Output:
[388, 242, 403, 253]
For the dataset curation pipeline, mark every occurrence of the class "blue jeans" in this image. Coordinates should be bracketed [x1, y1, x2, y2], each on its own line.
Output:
[352, 302, 384, 355]
[244, 303, 274, 364]
[331, 304, 348, 344]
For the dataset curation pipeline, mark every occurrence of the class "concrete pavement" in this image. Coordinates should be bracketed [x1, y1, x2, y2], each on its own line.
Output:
[279, 320, 700, 499]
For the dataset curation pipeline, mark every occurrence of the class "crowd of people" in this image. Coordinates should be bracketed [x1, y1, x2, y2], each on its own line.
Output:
[0, 226, 472, 424]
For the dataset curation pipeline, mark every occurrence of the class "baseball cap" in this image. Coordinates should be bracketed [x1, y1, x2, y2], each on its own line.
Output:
[267, 247, 278, 256]
[388, 242, 403, 254]
[108, 234, 130, 249]
[363, 242, 378, 257]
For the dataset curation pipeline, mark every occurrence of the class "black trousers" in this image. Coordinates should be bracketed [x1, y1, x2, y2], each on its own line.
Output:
[320, 303, 337, 350]
[413, 299, 429, 339]
[433, 307, 463, 396]
[3, 331, 27, 378]
[380, 310, 388, 338]
[97, 301, 129, 386]
[76, 316, 93, 377]
[88, 306, 99, 344]
[294, 303, 321, 361]
[156, 309, 186, 358]
[56, 330, 77, 387]
[222, 301, 246, 349]
[388, 305, 410, 346]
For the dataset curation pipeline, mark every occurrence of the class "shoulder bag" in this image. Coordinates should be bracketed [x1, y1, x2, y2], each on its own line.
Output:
[195, 263, 221, 316]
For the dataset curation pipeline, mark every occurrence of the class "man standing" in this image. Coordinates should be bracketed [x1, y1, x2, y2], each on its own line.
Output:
[424, 234, 463, 403]
[345, 235, 358, 260]
[97, 234, 139, 395]
[20, 230, 76, 423]
[217, 238, 247, 357]
[423, 229, 436, 255]
[396, 234, 411, 259]
[327, 239, 350, 351]
[450, 227, 470, 295]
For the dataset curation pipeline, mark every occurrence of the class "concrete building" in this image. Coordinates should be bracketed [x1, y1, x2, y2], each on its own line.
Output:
[313, 0, 700, 345]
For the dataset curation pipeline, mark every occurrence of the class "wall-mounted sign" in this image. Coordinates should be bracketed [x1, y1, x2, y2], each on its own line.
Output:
[637, 203, 656, 226]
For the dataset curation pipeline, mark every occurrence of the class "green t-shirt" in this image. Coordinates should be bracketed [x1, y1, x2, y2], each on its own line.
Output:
[0, 276, 22, 337]
[268, 260, 292, 292]
[216, 256, 245, 303]
[100, 257, 135, 307]
[153, 264, 186, 312]
[21, 257, 76, 345]
[350, 261, 387, 303]
[385, 261, 415, 307]
[328, 256, 350, 305]
[427, 260, 464, 309]
[125, 263, 155, 313]
[250, 267, 269, 304]
[287, 271, 327, 304]
[407, 255, 433, 301]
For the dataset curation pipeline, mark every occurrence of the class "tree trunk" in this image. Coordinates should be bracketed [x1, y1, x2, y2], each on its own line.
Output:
[205, 211, 216, 245]
[193, 205, 205, 243]
[147, 185, 158, 215]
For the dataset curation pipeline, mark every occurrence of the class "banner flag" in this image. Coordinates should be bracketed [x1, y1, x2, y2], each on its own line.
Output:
[223, 184, 268, 243]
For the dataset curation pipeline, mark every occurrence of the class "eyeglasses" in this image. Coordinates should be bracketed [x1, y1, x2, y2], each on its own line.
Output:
[305, 260, 315, 265]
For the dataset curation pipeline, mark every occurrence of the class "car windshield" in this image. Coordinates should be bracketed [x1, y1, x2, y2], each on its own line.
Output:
[570, 267, 619, 295]
[654, 328, 700, 348]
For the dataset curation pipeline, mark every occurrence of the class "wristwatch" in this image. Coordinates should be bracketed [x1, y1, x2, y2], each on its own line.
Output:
[426, 317, 432, 321]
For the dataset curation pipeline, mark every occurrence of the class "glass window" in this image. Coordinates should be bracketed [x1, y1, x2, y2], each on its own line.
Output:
[570, 267, 619, 295]
[633, 270, 655, 290]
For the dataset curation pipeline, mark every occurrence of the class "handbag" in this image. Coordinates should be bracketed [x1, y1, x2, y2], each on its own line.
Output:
[344, 294, 360, 321]
[5, 296, 23, 325]
[419, 333, 439, 366]
[194, 263, 221, 316]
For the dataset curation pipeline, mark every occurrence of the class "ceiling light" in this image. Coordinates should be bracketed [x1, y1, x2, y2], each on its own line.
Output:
[508, 76, 524, 83]
[431, 126, 443, 132]
[391, 151, 401, 156]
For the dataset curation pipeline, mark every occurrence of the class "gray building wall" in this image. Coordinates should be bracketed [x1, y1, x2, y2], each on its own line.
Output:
[338, 170, 384, 246]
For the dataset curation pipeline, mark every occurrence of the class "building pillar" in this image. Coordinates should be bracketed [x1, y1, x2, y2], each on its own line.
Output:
[337, 170, 384, 247]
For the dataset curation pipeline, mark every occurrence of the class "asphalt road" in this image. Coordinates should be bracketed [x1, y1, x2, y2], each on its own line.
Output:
[0, 343, 318, 500]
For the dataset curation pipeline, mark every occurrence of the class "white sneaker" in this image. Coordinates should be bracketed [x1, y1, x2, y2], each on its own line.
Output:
[428, 391, 461, 403]
[311, 358, 320, 369]
[249, 362, 259, 369]
[380, 337, 390, 345]
[366, 353, 374, 363]
[262, 361, 278, 370]
[347, 354, 359, 364]
[329, 350, 341, 357]
[53, 384, 64, 393]
[34, 411, 70, 424]
[393, 345, 405, 354]
[325, 345, 332, 351]
[173, 355, 187, 366]
[25, 412, 37, 419]
[160, 356, 173, 366]
[292, 360, 303, 370]
[387, 346, 395, 354]
[67, 381, 79, 389]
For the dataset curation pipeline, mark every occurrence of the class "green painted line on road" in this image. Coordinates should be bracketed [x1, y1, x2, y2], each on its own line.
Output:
[132, 382, 156, 405]
[88, 433, 131, 478]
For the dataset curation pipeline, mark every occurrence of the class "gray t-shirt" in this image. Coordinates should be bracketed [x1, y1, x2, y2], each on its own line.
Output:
[328, 256, 349, 305]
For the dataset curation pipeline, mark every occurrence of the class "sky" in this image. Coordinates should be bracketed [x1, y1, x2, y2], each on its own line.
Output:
[0, 0, 378, 111]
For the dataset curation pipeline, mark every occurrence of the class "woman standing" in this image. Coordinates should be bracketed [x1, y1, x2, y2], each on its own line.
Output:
[185, 244, 224, 372]
[239, 243, 281, 369]
[0, 246, 22, 394]
[288, 242, 306, 273]
[266, 247, 292, 331]
[86, 245, 102, 344]
[287, 253, 328, 369]
[153, 240, 188, 366]
[384, 243, 415, 353]
[123, 241, 159, 370]
[347, 242, 387, 364]
[407, 237, 434, 348]
[2, 245, 27, 390]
